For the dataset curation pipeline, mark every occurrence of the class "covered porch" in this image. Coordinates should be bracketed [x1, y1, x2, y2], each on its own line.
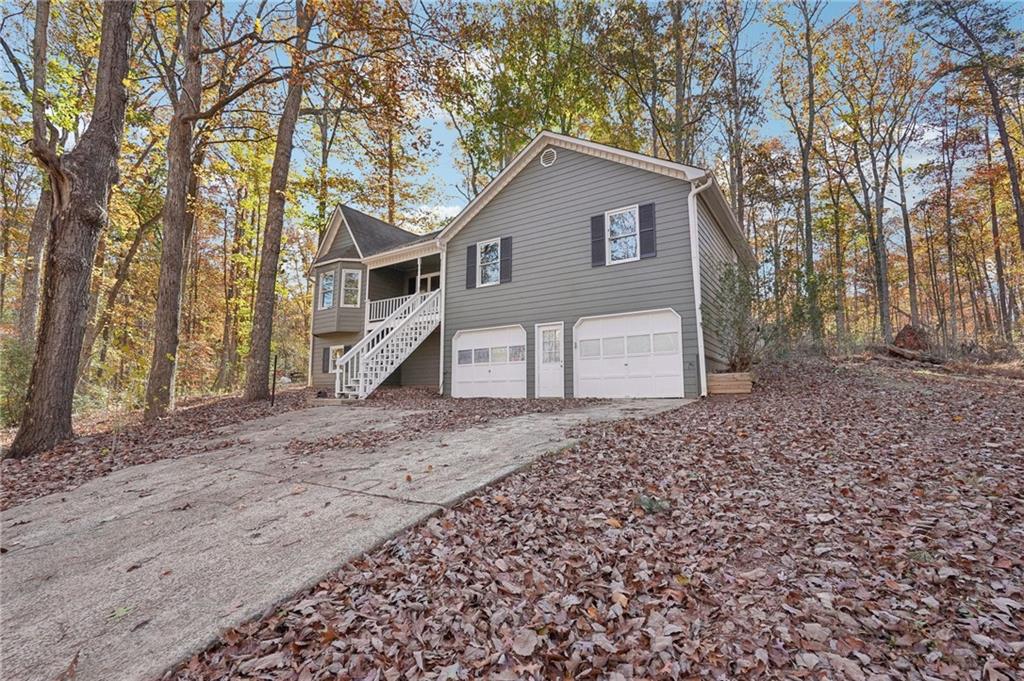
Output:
[365, 250, 442, 331]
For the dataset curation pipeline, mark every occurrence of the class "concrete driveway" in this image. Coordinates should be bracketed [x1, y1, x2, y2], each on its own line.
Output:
[0, 398, 683, 681]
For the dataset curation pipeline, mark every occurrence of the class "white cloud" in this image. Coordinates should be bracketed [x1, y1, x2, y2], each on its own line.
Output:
[409, 203, 465, 226]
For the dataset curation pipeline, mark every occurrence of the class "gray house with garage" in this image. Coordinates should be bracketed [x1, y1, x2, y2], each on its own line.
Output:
[308, 131, 754, 400]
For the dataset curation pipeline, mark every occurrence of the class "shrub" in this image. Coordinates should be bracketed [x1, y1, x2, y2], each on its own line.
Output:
[710, 264, 777, 372]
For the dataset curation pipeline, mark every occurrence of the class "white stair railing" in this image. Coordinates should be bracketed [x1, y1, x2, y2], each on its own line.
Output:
[354, 289, 442, 398]
[333, 291, 429, 397]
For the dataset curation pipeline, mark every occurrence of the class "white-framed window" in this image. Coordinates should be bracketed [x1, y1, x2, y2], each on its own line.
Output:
[457, 349, 473, 365]
[473, 347, 490, 363]
[329, 345, 347, 372]
[602, 336, 625, 357]
[490, 346, 508, 363]
[627, 334, 651, 356]
[579, 339, 601, 358]
[652, 332, 678, 354]
[318, 270, 335, 309]
[477, 238, 501, 287]
[509, 345, 526, 362]
[605, 205, 640, 265]
[341, 269, 362, 307]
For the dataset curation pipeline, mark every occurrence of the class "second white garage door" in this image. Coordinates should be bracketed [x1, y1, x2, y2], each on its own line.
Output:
[574, 309, 684, 398]
[452, 325, 527, 398]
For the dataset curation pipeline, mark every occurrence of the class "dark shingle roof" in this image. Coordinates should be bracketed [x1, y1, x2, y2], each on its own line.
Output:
[340, 205, 423, 256]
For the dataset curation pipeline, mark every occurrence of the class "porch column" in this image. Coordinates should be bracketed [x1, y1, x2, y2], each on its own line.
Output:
[416, 257, 422, 293]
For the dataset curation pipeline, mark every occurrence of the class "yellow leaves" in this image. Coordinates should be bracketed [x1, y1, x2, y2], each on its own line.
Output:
[605, 517, 622, 529]
[254, 17, 263, 34]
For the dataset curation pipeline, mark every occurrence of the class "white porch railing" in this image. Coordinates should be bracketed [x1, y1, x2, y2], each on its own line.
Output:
[335, 289, 441, 399]
[367, 294, 415, 325]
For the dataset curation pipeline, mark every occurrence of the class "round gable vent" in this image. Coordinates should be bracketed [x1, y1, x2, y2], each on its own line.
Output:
[540, 148, 557, 167]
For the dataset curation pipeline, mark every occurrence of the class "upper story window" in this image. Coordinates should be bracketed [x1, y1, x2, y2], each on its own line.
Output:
[477, 238, 501, 287]
[318, 271, 335, 309]
[341, 269, 362, 307]
[605, 205, 639, 264]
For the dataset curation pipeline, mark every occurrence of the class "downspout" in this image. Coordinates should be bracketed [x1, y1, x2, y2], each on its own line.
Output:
[437, 239, 447, 395]
[688, 174, 714, 397]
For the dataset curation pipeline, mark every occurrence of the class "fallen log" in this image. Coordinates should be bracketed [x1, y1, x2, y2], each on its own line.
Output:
[884, 344, 945, 365]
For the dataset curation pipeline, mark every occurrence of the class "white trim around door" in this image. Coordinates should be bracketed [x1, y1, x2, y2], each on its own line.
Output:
[534, 321, 565, 398]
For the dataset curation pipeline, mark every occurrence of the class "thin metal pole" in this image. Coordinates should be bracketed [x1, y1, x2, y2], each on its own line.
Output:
[271, 354, 278, 406]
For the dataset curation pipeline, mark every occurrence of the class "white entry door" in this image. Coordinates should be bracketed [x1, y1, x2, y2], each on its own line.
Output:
[535, 322, 564, 398]
[574, 309, 684, 398]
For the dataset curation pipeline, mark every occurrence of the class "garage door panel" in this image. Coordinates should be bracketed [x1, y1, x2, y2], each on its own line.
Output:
[573, 310, 683, 398]
[452, 326, 527, 398]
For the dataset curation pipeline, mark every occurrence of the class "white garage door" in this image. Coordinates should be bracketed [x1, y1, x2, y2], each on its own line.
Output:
[574, 309, 683, 398]
[452, 325, 527, 398]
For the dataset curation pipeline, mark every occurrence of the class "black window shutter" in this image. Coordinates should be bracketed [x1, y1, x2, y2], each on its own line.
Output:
[590, 215, 605, 267]
[465, 244, 477, 289]
[639, 203, 656, 259]
[321, 347, 330, 373]
[499, 237, 512, 283]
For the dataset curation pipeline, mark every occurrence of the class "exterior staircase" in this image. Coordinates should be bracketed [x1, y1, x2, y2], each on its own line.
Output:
[333, 289, 441, 399]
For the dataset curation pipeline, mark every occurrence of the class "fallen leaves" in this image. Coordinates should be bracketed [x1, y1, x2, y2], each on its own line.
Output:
[163, 357, 1023, 680]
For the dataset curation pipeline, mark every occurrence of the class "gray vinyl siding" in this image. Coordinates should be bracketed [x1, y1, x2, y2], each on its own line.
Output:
[312, 262, 368, 334]
[368, 267, 406, 300]
[321, 218, 360, 261]
[399, 329, 440, 387]
[697, 196, 739, 371]
[443, 145, 700, 398]
[310, 332, 360, 390]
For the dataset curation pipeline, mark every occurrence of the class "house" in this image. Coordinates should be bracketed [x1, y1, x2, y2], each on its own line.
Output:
[308, 131, 754, 400]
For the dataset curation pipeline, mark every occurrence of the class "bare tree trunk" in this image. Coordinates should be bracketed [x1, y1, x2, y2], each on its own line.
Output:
[8, 0, 135, 458]
[244, 0, 313, 401]
[973, 54, 1024, 253]
[17, 187, 51, 344]
[144, 0, 203, 420]
[214, 188, 245, 391]
[986, 122, 1011, 341]
[895, 154, 919, 327]
[798, 0, 823, 345]
[671, 0, 684, 162]
[79, 214, 154, 381]
[943, 164, 957, 347]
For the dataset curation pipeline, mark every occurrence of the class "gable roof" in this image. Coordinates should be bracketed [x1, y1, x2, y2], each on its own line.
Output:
[314, 205, 428, 265]
[437, 130, 755, 268]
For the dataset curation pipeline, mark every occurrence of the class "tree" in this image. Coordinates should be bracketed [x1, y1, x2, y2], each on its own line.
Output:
[243, 0, 315, 401]
[8, 0, 136, 457]
[143, 1, 280, 418]
[769, 0, 830, 345]
[715, 0, 762, 237]
[906, 0, 1024, 254]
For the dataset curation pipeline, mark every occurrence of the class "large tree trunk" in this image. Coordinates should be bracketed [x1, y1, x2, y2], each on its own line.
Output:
[17, 187, 51, 344]
[143, 0, 203, 420]
[8, 0, 135, 458]
[244, 0, 313, 401]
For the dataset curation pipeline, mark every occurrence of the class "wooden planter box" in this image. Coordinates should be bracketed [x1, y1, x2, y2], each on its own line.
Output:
[708, 372, 753, 395]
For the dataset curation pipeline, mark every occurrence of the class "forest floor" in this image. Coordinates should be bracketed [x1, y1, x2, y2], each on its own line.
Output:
[167, 356, 1023, 681]
[0, 386, 598, 510]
